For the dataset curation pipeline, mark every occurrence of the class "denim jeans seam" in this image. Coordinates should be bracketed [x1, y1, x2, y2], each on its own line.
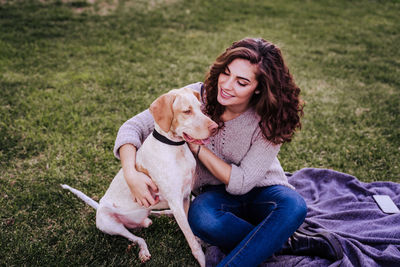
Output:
[223, 201, 277, 266]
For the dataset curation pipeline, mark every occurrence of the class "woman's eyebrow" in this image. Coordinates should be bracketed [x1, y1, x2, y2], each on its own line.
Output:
[237, 76, 250, 82]
[226, 66, 251, 82]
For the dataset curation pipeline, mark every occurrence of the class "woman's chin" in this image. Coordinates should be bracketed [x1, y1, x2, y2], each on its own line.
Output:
[217, 95, 230, 106]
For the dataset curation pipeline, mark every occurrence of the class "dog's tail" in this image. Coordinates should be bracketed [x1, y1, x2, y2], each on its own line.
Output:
[61, 184, 99, 210]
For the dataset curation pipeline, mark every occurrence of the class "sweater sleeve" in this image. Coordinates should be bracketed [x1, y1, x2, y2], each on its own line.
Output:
[225, 128, 282, 195]
[185, 81, 203, 93]
[113, 109, 155, 160]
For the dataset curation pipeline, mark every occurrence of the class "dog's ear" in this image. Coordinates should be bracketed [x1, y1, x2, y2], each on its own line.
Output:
[182, 87, 200, 101]
[192, 90, 201, 101]
[149, 93, 176, 132]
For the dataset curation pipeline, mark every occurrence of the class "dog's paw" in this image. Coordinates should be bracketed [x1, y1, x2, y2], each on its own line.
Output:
[139, 249, 151, 262]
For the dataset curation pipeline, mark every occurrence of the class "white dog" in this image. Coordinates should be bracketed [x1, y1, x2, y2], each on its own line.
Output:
[62, 87, 217, 267]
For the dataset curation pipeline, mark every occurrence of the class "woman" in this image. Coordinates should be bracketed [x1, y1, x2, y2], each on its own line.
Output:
[114, 38, 307, 266]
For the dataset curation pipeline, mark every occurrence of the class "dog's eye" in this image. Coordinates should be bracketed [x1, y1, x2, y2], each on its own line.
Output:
[183, 110, 192, 115]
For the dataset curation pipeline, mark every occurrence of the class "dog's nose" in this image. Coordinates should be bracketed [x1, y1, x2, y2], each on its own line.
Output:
[208, 121, 218, 135]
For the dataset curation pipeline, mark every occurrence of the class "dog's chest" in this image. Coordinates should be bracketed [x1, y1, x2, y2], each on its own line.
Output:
[137, 137, 196, 194]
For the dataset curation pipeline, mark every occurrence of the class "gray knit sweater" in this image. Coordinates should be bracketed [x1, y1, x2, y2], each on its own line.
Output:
[113, 82, 294, 195]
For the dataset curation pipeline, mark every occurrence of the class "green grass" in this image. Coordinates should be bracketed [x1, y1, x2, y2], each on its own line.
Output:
[1, 0, 399, 265]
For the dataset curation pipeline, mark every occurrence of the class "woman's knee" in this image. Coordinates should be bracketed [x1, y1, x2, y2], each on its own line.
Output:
[188, 192, 224, 237]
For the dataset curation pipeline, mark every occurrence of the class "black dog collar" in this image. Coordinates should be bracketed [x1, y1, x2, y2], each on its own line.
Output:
[152, 130, 186, 146]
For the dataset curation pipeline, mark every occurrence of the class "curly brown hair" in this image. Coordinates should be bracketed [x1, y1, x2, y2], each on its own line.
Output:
[203, 38, 304, 144]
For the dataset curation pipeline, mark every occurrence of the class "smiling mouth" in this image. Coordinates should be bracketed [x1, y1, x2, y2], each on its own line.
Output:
[220, 89, 234, 99]
[183, 133, 210, 145]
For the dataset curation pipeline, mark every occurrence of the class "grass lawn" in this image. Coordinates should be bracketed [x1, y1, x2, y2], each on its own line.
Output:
[1, 0, 399, 265]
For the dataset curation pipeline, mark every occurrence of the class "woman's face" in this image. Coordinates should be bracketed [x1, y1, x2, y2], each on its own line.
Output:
[217, 58, 259, 113]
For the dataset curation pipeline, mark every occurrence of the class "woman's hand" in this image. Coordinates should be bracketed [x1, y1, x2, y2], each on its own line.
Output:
[119, 144, 159, 208]
[124, 170, 159, 208]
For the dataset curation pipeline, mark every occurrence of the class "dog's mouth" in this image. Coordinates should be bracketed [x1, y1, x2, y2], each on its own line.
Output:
[183, 133, 210, 145]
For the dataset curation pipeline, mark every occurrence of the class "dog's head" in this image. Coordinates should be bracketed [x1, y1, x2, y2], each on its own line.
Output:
[149, 87, 217, 144]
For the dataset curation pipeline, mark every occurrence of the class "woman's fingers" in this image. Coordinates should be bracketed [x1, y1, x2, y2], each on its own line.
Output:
[147, 180, 159, 193]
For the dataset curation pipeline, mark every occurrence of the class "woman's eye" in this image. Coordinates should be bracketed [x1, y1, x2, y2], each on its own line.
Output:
[183, 110, 192, 114]
[238, 81, 247, 86]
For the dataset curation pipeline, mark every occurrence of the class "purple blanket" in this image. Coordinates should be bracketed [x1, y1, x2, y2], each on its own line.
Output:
[264, 168, 400, 267]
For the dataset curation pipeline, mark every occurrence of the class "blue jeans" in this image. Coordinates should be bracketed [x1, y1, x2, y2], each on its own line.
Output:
[188, 185, 307, 267]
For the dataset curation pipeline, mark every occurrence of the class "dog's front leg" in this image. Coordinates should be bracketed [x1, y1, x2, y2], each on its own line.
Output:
[169, 202, 205, 267]
[183, 195, 191, 217]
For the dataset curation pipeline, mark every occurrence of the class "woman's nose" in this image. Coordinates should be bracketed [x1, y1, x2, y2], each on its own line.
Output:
[225, 77, 235, 89]
[221, 75, 234, 89]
